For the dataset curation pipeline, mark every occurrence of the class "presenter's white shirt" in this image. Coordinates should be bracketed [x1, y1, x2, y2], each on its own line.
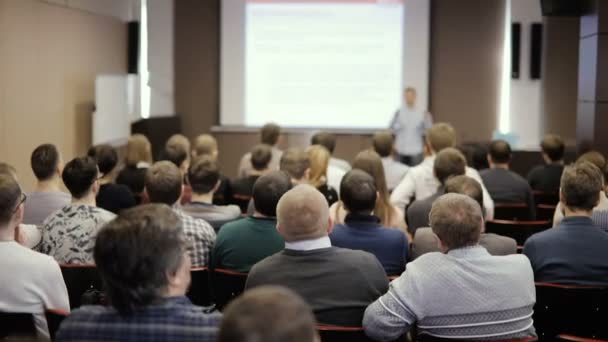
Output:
[0, 241, 70, 340]
[390, 107, 433, 156]
[390, 155, 495, 220]
[327, 165, 346, 195]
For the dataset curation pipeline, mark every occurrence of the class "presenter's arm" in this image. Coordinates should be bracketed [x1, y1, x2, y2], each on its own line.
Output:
[423, 111, 433, 130]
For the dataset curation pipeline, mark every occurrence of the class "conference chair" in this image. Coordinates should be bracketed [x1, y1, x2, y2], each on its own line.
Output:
[494, 203, 532, 221]
[46, 308, 68, 341]
[60, 264, 104, 309]
[536, 204, 557, 221]
[416, 336, 537, 342]
[186, 267, 212, 306]
[210, 268, 248, 310]
[0, 312, 35, 339]
[317, 325, 375, 342]
[533, 191, 559, 206]
[557, 335, 608, 342]
[485, 220, 551, 246]
[534, 282, 608, 340]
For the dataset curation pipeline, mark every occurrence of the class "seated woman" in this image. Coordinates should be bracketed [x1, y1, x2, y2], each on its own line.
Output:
[116, 134, 153, 204]
[306, 145, 339, 206]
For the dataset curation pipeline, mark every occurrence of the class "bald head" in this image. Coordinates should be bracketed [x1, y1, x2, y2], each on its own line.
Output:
[277, 184, 330, 242]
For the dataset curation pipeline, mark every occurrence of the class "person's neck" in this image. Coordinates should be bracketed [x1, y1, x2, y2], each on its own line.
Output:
[252, 211, 272, 219]
[0, 225, 15, 242]
[249, 169, 266, 177]
[72, 194, 96, 207]
[490, 163, 509, 170]
[191, 192, 214, 204]
[99, 174, 113, 185]
[35, 177, 62, 192]
[563, 207, 593, 218]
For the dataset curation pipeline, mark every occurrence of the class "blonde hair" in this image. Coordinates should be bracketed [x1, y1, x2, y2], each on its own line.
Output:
[306, 145, 330, 188]
[193, 134, 218, 158]
[125, 134, 153, 167]
[352, 150, 395, 226]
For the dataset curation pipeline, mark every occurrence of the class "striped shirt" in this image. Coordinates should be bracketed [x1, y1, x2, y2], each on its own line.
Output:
[363, 246, 536, 341]
[592, 210, 608, 233]
[173, 208, 216, 267]
[56, 296, 221, 342]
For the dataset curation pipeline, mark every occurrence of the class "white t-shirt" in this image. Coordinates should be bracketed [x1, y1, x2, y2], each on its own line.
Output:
[0, 241, 70, 339]
[327, 165, 346, 195]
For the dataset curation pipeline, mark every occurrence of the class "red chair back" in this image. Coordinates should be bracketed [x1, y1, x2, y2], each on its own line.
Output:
[46, 309, 68, 341]
[485, 220, 551, 245]
[211, 268, 248, 310]
[494, 203, 532, 221]
[186, 267, 211, 306]
[557, 334, 608, 342]
[317, 325, 375, 342]
[60, 264, 103, 309]
[533, 191, 559, 206]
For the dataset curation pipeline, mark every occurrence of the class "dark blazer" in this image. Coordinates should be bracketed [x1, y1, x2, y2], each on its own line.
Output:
[523, 216, 608, 286]
[406, 190, 443, 235]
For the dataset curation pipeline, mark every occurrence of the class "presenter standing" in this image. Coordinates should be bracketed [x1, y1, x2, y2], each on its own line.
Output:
[389, 87, 433, 166]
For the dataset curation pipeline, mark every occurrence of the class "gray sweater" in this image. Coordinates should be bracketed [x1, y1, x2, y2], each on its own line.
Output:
[363, 246, 536, 341]
[246, 247, 389, 327]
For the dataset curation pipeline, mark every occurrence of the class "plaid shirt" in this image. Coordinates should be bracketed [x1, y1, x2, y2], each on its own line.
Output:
[173, 208, 216, 267]
[56, 296, 221, 342]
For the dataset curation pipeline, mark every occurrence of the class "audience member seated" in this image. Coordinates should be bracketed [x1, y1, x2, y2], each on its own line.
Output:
[311, 131, 351, 172]
[191, 134, 233, 205]
[23, 144, 70, 226]
[145, 161, 216, 267]
[363, 193, 536, 341]
[55, 204, 222, 341]
[41, 157, 115, 264]
[524, 161, 608, 286]
[280, 147, 311, 185]
[232, 144, 272, 212]
[481, 139, 535, 219]
[182, 156, 240, 227]
[159, 134, 191, 176]
[330, 150, 407, 233]
[0, 171, 69, 339]
[306, 145, 339, 206]
[219, 286, 318, 342]
[406, 147, 466, 235]
[390, 123, 495, 219]
[212, 171, 290, 272]
[116, 134, 153, 204]
[88, 145, 136, 214]
[246, 184, 388, 327]
[238, 123, 283, 177]
[527, 134, 565, 194]
[411, 175, 517, 259]
[329, 170, 408, 276]
[553, 150, 608, 225]
[372, 131, 409, 191]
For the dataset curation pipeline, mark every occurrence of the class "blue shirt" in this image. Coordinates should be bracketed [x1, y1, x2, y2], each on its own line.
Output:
[329, 213, 408, 276]
[390, 107, 432, 156]
[523, 216, 608, 286]
[56, 296, 222, 342]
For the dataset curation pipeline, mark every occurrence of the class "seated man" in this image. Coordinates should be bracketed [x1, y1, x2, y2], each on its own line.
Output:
[145, 161, 216, 267]
[55, 204, 222, 341]
[329, 170, 408, 276]
[524, 161, 608, 286]
[191, 134, 233, 205]
[0, 171, 69, 339]
[219, 286, 317, 342]
[232, 144, 272, 212]
[42, 157, 116, 264]
[406, 147, 466, 235]
[280, 147, 311, 185]
[182, 156, 241, 229]
[88, 144, 136, 214]
[372, 131, 409, 192]
[311, 131, 351, 172]
[527, 134, 565, 194]
[411, 175, 517, 259]
[238, 123, 283, 177]
[364, 193, 536, 341]
[212, 171, 291, 272]
[246, 184, 388, 327]
[23, 144, 71, 226]
[481, 140, 535, 219]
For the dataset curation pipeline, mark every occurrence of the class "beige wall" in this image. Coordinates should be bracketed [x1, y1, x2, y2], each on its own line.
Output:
[0, 0, 127, 191]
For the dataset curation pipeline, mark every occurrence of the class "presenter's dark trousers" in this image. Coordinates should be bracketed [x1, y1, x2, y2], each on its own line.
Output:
[397, 154, 422, 166]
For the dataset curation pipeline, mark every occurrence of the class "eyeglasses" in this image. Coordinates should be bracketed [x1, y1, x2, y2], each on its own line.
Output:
[13, 192, 26, 213]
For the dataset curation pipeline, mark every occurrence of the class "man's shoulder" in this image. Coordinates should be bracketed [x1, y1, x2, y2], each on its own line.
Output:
[174, 209, 215, 233]
[11, 244, 60, 270]
[91, 206, 117, 221]
[330, 246, 382, 265]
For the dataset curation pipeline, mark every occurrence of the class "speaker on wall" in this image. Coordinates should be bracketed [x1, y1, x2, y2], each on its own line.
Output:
[511, 23, 521, 79]
[127, 21, 139, 74]
[530, 23, 543, 80]
[540, 0, 591, 16]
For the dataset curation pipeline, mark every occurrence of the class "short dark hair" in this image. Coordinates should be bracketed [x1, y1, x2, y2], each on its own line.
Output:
[434, 148, 466, 185]
[145, 161, 182, 205]
[219, 286, 317, 342]
[489, 140, 512, 164]
[252, 171, 292, 217]
[188, 156, 220, 194]
[541, 134, 565, 162]
[0, 173, 21, 226]
[31, 144, 60, 181]
[280, 148, 310, 180]
[251, 144, 272, 171]
[260, 123, 281, 145]
[62, 157, 98, 199]
[311, 132, 337, 154]
[88, 144, 118, 175]
[159, 144, 188, 169]
[372, 131, 394, 157]
[340, 169, 377, 215]
[560, 161, 603, 212]
[445, 175, 483, 210]
[94, 204, 186, 315]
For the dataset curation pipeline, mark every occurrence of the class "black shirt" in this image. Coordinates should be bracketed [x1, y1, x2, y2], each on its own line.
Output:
[527, 163, 564, 194]
[116, 166, 148, 204]
[317, 184, 339, 206]
[96, 183, 137, 214]
[231, 175, 260, 213]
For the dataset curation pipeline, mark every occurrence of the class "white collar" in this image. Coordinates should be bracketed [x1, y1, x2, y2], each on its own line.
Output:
[285, 236, 331, 251]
